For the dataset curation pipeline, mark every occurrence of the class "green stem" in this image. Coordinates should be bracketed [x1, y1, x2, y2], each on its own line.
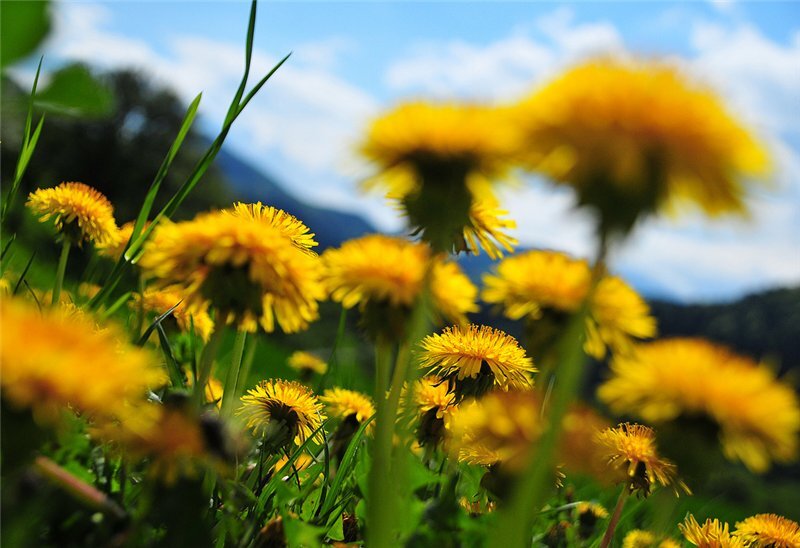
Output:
[221, 329, 248, 417]
[600, 486, 630, 548]
[367, 336, 395, 547]
[52, 239, 71, 305]
[234, 336, 258, 400]
[194, 318, 225, 407]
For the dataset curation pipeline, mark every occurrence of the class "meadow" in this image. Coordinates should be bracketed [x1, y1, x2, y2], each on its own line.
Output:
[1, 2, 799, 547]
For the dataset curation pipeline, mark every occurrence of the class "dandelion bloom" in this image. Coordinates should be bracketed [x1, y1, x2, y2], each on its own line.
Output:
[134, 286, 215, 342]
[734, 514, 800, 547]
[514, 59, 769, 232]
[482, 250, 655, 358]
[680, 515, 744, 548]
[403, 376, 457, 447]
[596, 423, 689, 496]
[26, 182, 119, 246]
[622, 530, 681, 548]
[139, 207, 324, 333]
[360, 101, 519, 252]
[320, 388, 376, 430]
[227, 202, 318, 254]
[458, 194, 518, 259]
[419, 325, 534, 401]
[575, 502, 608, 539]
[321, 235, 478, 333]
[598, 338, 800, 472]
[287, 351, 328, 376]
[558, 404, 612, 481]
[238, 380, 325, 448]
[448, 390, 543, 472]
[0, 298, 165, 426]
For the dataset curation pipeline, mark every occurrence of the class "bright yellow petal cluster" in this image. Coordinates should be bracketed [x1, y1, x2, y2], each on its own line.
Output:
[26, 182, 119, 246]
[598, 338, 800, 472]
[238, 379, 325, 446]
[419, 325, 535, 399]
[321, 234, 477, 325]
[410, 376, 456, 421]
[460, 192, 518, 260]
[320, 388, 375, 427]
[585, 275, 657, 359]
[448, 389, 542, 471]
[734, 514, 800, 547]
[514, 59, 769, 224]
[360, 101, 519, 194]
[140, 207, 324, 334]
[596, 423, 688, 495]
[623, 530, 681, 548]
[97, 220, 137, 260]
[134, 286, 215, 341]
[287, 351, 328, 376]
[680, 515, 745, 548]
[0, 298, 165, 426]
[227, 202, 318, 254]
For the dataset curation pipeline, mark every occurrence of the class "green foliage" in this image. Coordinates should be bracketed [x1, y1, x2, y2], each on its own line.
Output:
[0, 0, 51, 69]
[34, 63, 115, 118]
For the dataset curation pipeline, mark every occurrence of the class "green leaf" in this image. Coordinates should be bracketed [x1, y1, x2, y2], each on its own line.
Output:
[0, 1, 50, 69]
[34, 63, 114, 118]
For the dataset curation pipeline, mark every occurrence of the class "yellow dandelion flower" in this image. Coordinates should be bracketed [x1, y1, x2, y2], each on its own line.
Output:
[287, 351, 328, 376]
[0, 298, 165, 426]
[134, 286, 215, 342]
[596, 423, 689, 496]
[97, 220, 139, 260]
[321, 235, 477, 333]
[585, 275, 656, 359]
[558, 404, 613, 482]
[26, 182, 119, 246]
[598, 338, 800, 472]
[735, 514, 800, 547]
[448, 390, 543, 472]
[457, 191, 518, 260]
[514, 59, 769, 232]
[482, 250, 592, 319]
[403, 375, 457, 447]
[238, 380, 325, 448]
[680, 515, 744, 548]
[623, 530, 681, 548]
[320, 388, 376, 428]
[360, 101, 519, 252]
[139, 208, 324, 334]
[227, 202, 318, 255]
[419, 324, 535, 401]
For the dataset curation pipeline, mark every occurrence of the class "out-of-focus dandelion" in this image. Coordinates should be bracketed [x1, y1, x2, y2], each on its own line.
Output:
[585, 276, 656, 359]
[513, 59, 770, 236]
[321, 388, 375, 461]
[227, 202, 318, 255]
[321, 235, 477, 339]
[734, 514, 800, 547]
[97, 220, 137, 261]
[622, 530, 681, 548]
[287, 351, 328, 379]
[419, 325, 534, 401]
[680, 515, 744, 548]
[140, 207, 324, 334]
[134, 286, 215, 342]
[238, 380, 325, 450]
[558, 404, 612, 482]
[576, 502, 609, 540]
[403, 376, 456, 448]
[598, 338, 800, 472]
[0, 297, 165, 428]
[360, 101, 519, 253]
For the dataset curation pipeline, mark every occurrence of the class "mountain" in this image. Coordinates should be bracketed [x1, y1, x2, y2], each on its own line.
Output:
[215, 148, 375, 250]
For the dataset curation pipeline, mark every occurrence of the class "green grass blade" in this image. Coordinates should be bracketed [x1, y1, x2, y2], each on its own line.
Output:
[318, 416, 374, 519]
[136, 300, 182, 346]
[156, 323, 187, 388]
[12, 252, 36, 295]
[100, 291, 131, 320]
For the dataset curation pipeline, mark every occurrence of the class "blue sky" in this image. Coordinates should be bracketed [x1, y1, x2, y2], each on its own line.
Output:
[25, 0, 800, 301]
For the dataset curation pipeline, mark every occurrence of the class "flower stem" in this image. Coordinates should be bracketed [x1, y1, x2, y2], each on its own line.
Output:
[194, 318, 225, 407]
[221, 328, 248, 417]
[367, 335, 396, 547]
[34, 456, 126, 520]
[600, 485, 630, 548]
[52, 239, 71, 305]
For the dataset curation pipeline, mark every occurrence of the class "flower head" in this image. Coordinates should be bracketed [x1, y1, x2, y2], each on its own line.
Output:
[140, 207, 324, 333]
[458, 194, 518, 260]
[680, 515, 744, 548]
[419, 325, 535, 401]
[448, 389, 543, 472]
[1, 298, 165, 427]
[320, 388, 375, 429]
[734, 514, 800, 547]
[321, 235, 477, 336]
[361, 101, 519, 252]
[403, 376, 457, 447]
[514, 59, 769, 233]
[97, 220, 137, 260]
[238, 380, 325, 448]
[227, 202, 318, 254]
[27, 182, 119, 246]
[623, 530, 681, 548]
[134, 286, 214, 341]
[598, 338, 800, 472]
[596, 423, 688, 496]
[287, 351, 328, 376]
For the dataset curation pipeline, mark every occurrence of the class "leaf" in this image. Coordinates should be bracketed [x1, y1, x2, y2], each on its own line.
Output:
[34, 63, 114, 118]
[0, 1, 51, 69]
